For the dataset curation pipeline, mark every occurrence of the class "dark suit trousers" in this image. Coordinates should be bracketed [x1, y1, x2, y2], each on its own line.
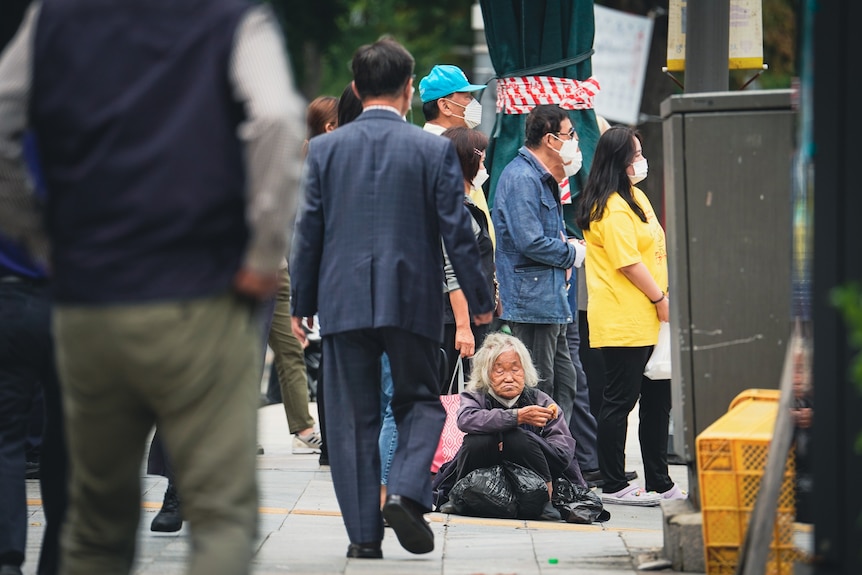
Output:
[322, 328, 445, 545]
[0, 281, 67, 574]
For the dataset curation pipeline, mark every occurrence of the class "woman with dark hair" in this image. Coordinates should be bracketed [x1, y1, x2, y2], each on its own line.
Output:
[439, 127, 497, 385]
[337, 82, 363, 128]
[575, 125, 685, 506]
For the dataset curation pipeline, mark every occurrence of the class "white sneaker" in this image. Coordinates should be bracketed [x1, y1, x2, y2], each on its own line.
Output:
[659, 484, 688, 501]
[294, 430, 323, 451]
[600, 484, 661, 507]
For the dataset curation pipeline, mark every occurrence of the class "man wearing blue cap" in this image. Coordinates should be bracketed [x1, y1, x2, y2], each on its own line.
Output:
[419, 64, 486, 134]
[418, 64, 492, 386]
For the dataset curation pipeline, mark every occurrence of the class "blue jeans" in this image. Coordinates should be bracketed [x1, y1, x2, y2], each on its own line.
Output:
[379, 353, 398, 485]
[0, 280, 67, 573]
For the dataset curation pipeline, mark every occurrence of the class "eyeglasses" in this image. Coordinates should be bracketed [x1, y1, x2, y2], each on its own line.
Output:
[554, 127, 576, 140]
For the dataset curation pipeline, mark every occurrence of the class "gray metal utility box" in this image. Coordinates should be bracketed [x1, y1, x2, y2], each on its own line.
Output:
[661, 90, 795, 468]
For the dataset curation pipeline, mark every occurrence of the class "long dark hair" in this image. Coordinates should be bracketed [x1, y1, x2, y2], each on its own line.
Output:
[337, 82, 363, 127]
[575, 125, 646, 230]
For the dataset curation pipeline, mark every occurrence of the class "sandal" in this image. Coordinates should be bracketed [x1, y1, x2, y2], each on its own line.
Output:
[658, 484, 688, 501]
[600, 484, 661, 507]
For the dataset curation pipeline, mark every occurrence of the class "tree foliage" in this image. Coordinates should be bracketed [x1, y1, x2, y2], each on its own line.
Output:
[271, 0, 798, 100]
[270, 0, 475, 100]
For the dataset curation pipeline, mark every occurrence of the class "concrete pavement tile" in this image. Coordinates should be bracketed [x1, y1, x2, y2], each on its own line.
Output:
[255, 514, 345, 559]
[134, 562, 189, 574]
[548, 569, 636, 575]
[291, 478, 341, 514]
[598, 505, 664, 531]
[443, 563, 541, 575]
[618, 527, 665, 550]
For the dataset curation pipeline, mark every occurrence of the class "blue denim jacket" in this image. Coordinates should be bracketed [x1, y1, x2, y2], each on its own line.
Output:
[492, 147, 575, 324]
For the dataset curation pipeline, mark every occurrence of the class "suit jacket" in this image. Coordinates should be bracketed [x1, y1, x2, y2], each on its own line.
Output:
[290, 109, 494, 343]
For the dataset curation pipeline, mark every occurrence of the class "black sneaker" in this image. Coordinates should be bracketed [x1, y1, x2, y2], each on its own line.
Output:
[150, 483, 182, 532]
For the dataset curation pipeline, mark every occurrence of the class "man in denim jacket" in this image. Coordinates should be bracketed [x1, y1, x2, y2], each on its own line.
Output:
[492, 104, 586, 431]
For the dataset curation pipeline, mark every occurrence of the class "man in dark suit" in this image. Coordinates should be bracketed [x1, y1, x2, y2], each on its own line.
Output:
[290, 38, 494, 559]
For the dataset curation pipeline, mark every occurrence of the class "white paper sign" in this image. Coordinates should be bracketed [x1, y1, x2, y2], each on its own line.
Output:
[667, 0, 764, 71]
[592, 5, 654, 126]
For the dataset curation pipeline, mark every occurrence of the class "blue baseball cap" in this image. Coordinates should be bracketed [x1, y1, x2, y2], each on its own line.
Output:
[418, 65, 486, 103]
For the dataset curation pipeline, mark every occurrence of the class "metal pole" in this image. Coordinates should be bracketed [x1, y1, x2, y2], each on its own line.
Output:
[471, 2, 496, 136]
[684, 0, 730, 92]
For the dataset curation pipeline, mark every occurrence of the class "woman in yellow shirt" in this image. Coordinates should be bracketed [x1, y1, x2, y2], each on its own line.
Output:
[575, 126, 685, 506]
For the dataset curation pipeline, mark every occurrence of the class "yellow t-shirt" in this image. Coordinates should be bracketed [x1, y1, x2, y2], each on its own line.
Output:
[468, 186, 495, 248]
[584, 187, 668, 347]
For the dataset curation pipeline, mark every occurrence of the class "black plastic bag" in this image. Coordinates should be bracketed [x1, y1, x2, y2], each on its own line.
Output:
[552, 477, 611, 524]
[449, 465, 518, 519]
[504, 462, 549, 519]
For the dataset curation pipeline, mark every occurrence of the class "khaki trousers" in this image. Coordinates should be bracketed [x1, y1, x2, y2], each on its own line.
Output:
[268, 267, 315, 434]
[54, 292, 260, 575]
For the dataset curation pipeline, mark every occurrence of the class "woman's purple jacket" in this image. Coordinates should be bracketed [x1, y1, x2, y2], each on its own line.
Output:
[456, 387, 586, 486]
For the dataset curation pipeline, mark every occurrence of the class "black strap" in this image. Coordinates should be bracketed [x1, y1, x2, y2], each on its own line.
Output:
[491, 50, 595, 81]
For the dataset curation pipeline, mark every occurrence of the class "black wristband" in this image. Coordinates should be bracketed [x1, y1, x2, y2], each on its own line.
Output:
[649, 292, 665, 304]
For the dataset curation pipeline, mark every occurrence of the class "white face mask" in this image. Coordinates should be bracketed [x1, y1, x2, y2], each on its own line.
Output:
[554, 138, 582, 177]
[472, 167, 489, 189]
[447, 98, 483, 129]
[629, 158, 648, 184]
[463, 99, 483, 129]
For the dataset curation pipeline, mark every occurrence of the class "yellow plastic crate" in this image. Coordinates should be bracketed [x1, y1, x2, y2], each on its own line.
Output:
[696, 391, 801, 575]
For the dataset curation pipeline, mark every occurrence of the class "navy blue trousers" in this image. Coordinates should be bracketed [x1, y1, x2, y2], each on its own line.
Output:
[0, 280, 67, 574]
[323, 328, 444, 545]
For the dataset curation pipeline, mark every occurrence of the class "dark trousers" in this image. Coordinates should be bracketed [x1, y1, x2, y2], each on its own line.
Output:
[323, 328, 445, 545]
[316, 354, 328, 462]
[0, 281, 67, 574]
[508, 322, 576, 430]
[578, 310, 606, 420]
[564, 313, 599, 472]
[596, 346, 673, 494]
[456, 428, 567, 483]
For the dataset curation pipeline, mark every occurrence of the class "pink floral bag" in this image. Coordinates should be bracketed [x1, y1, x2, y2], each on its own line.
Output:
[431, 357, 466, 473]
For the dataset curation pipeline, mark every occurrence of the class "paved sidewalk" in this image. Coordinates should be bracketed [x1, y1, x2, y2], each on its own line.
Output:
[22, 403, 699, 574]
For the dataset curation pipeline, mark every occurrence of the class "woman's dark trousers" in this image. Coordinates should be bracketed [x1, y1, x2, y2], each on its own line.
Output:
[456, 428, 567, 483]
[596, 346, 673, 494]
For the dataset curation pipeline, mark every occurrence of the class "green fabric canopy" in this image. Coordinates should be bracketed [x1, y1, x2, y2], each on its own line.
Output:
[479, 0, 599, 238]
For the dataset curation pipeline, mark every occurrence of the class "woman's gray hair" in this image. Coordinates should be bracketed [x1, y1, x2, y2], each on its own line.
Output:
[467, 332, 540, 393]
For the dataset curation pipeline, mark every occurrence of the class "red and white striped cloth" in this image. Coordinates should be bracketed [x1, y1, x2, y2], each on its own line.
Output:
[496, 76, 601, 115]
[559, 177, 572, 205]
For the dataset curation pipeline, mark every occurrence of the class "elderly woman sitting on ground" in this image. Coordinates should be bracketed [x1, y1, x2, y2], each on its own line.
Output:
[439, 332, 584, 519]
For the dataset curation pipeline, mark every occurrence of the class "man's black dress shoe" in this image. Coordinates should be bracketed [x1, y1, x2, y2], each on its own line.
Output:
[346, 542, 382, 559]
[582, 469, 637, 488]
[382, 494, 434, 554]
